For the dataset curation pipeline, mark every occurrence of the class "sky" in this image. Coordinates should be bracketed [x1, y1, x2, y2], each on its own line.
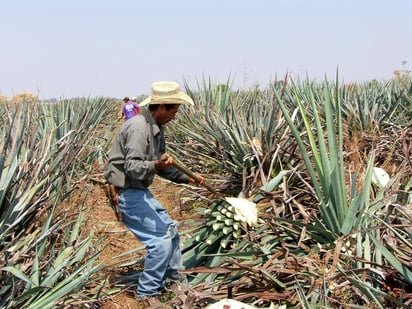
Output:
[1, 0, 411, 100]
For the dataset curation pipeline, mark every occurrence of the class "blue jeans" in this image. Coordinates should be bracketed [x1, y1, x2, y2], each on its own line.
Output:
[118, 188, 184, 297]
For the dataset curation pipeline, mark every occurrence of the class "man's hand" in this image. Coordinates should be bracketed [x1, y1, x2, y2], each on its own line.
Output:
[155, 153, 174, 170]
[189, 173, 205, 185]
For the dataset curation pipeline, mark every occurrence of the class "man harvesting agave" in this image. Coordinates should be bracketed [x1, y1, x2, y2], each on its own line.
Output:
[105, 81, 204, 307]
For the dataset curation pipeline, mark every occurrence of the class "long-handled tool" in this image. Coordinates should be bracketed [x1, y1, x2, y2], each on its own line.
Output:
[160, 154, 258, 225]
[160, 153, 216, 194]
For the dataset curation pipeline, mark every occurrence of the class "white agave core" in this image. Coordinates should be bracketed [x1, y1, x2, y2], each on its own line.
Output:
[225, 197, 258, 226]
[205, 298, 256, 309]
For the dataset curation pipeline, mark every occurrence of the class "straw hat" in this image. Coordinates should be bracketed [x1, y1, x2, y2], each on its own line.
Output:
[140, 81, 194, 106]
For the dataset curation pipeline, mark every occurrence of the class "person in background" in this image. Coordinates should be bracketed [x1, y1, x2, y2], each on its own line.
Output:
[122, 97, 141, 121]
[105, 81, 204, 307]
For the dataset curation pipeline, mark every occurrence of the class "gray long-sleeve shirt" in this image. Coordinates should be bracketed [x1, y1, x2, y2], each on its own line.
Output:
[104, 109, 189, 188]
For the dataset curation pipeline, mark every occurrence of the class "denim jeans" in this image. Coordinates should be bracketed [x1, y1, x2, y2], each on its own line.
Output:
[118, 188, 184, 297]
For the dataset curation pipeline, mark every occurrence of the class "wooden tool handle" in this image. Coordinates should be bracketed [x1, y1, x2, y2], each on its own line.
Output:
[160, 154, 216, 193]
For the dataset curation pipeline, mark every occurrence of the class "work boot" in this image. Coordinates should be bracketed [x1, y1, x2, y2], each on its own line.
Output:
[165, 280, 187, 295]
[164, 280, 192, 308]
[136, 296, 171, 309]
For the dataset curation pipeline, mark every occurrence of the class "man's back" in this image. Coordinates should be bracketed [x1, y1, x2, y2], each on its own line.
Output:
[122, 101, 140, 120]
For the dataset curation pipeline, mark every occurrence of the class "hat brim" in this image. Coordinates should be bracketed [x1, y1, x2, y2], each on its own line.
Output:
[139, 92, 194, 107]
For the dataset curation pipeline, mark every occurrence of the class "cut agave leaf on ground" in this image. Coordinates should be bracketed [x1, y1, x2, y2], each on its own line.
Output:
[372, 167, 390, 188]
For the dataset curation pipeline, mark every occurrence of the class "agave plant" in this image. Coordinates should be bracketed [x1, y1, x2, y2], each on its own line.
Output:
[169, 75, 412, 308]
[166, 78, 298, 198]
[0, 98, 118, 308]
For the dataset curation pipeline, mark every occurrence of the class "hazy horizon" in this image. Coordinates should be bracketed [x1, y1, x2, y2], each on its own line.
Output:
[1, 0, 411, 100]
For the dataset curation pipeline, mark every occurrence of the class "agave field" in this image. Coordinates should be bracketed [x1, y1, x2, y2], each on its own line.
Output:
[1, 74, 411, 308]
[0, 97, 119, 308]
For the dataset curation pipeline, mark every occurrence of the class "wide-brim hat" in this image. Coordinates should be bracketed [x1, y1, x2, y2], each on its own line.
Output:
[139, 81, 194, 107]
